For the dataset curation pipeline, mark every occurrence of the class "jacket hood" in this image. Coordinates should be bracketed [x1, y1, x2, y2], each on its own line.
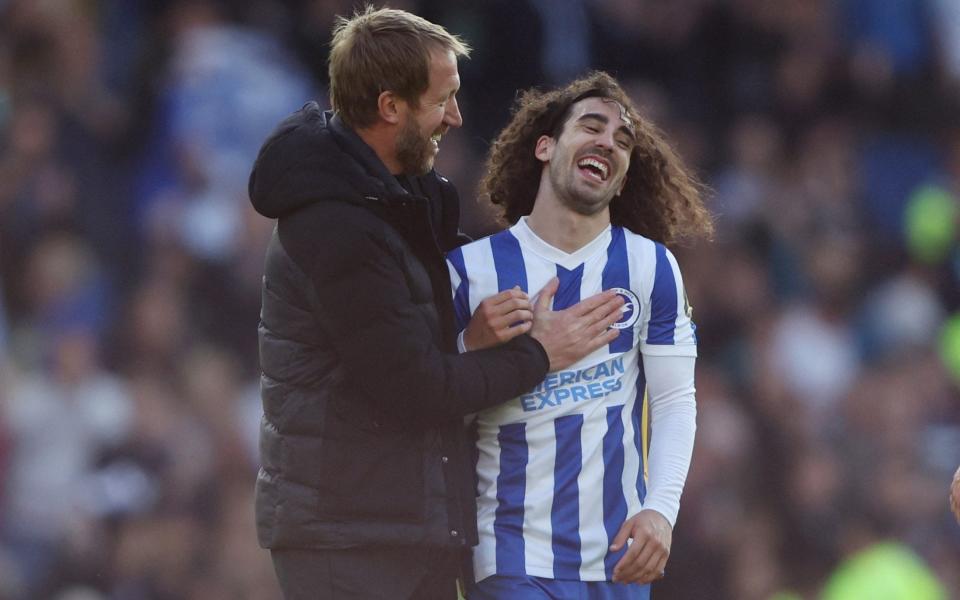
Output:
[248, 102, 400, 218]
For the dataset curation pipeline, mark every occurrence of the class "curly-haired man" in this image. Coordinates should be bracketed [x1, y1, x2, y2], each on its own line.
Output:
[447, 71, 712, 599]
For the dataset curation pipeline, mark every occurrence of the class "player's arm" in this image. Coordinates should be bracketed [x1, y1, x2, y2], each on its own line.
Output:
[448, 254, 624, 366]
[281, 208, 543, 422]
[462, 287, 532, 350]
[281, 206, 619, 423]
[447, 255, 533, 352]
[610, 353, 696, 584]
[612, 243, 697, 584]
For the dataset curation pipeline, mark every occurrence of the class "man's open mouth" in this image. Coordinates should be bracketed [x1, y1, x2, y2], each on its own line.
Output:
[577, 156, 609, 181]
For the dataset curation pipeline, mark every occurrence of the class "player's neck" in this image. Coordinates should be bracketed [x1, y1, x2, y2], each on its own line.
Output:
[526, 195, 610, 254]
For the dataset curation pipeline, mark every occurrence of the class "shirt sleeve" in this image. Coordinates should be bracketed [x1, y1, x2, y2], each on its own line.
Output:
[638, 353, 696, 527]
[446, 247, 471, 334]
[640, 244, 697, 357]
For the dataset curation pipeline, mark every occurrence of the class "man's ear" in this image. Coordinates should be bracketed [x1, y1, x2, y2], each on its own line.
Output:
[616, 174, 627, 196]
[534, 135, 554, 163]
[377, 91, 403, 125]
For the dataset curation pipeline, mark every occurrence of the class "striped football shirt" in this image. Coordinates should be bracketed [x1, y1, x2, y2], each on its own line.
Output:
[447, 217, 696, 582]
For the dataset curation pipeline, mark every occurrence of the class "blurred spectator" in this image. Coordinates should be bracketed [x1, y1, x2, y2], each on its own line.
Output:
[134, 0, 314, 264]
[858, 265, 946, 362]
[821, 541, 947, 600]
[2, 323, 132, 593]
[712, 113, 785, 229]
[768, 234, 863, 423]
[932, 0, 960, 88]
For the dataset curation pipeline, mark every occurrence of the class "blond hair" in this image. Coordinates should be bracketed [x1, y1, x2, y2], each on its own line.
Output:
[328, 6, 470, 129]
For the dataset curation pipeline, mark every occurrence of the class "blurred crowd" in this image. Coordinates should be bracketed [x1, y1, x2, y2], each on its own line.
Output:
[0, 0, 958, 598]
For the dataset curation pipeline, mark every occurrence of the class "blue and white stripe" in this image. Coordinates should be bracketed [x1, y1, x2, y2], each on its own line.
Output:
[447, 218, 695, 582]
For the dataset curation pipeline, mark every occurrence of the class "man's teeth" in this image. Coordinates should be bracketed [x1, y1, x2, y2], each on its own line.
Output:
[577, 158, 608, 179]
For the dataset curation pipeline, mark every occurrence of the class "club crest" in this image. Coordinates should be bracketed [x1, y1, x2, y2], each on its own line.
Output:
[609, 287, 640, 329]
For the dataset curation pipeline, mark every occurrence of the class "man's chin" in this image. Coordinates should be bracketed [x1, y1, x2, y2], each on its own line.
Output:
[565, 192, 613, 216]
[414, 162, 434, 176]
[417, 156, 436, 175]
[397, 154, 435, 176]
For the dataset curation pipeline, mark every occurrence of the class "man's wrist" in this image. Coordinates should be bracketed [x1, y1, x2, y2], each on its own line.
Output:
[639, 505, 676, 529]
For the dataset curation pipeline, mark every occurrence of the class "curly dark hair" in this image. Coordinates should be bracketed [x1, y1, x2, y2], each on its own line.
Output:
[480, 71, 713, 245]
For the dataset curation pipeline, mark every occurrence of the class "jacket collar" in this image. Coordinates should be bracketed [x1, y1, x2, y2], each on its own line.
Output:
[328, 111, 409, 199]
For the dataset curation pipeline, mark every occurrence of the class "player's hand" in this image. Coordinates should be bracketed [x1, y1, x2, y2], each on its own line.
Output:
[463, 287, 533, 351]
[610, 509, 671, 585]
[529, 278, 624, 371]
[951, 465, 960, 523]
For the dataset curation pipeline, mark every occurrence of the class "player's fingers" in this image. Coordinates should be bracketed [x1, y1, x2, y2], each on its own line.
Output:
[635, 545, 665, 583]
[510, 285, 529, 300]
[488, 309, 534, 331]
[511, 320, 533, 336]
[489, 315, 535, 342]
[601, 296, 628, 325]
[489, 287, 529, 307]
[534, 277, 559, 312]
[635, 555, 667, 585]
[612, 547, 641, 583]
[653, 556, 668, 581]
[581, 295, 625, 329]
[507, 309, 534, 326]
[612, 527, 647, 573]
[480, 299, 531, 327]
[478, 288, 527, 315]
[567, 288, 618, 316]
[616, 537, 655, 582]
[582, 300, 627, 343]
[595, 327, 621, 346]
[609, 520, 633, 552]
[498, 297, 533, 315]
[575, 327, 619, 358]
[584, 313, 621, 341]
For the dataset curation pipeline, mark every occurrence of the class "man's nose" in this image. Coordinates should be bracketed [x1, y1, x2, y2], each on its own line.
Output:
[595, 128, 615, 150]
[444, 96, 463, 128]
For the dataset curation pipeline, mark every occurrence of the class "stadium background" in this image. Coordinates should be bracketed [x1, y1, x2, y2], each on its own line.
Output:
[0, 0, 958, 598]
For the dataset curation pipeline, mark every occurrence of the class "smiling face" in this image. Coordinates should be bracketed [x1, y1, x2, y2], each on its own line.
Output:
[395, 47, 463, 174]
[535, 96, 636, 216]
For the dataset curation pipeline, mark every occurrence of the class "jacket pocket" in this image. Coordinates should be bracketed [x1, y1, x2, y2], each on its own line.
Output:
[316, 407, 425, 522]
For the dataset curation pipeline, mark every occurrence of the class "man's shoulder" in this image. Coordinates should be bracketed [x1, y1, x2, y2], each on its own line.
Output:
[452, 225, 517, 252]
[251, 104, 392, 219]
[281, 199, 388, 241]
[618, 226, 664, 265]
[276, 194, 396, 267]
[275, 201, 399, 284]
[619, 225, 656, 246]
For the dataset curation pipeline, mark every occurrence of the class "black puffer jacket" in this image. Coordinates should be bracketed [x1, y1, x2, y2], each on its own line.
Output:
[249, 103, 549, 551]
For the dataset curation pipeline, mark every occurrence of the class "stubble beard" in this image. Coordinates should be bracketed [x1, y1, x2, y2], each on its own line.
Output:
[549, 160, 615, 217]
[396, 114, 435, 175]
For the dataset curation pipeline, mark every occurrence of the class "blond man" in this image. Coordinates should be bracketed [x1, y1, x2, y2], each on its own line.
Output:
[249, 8, 624, 599]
